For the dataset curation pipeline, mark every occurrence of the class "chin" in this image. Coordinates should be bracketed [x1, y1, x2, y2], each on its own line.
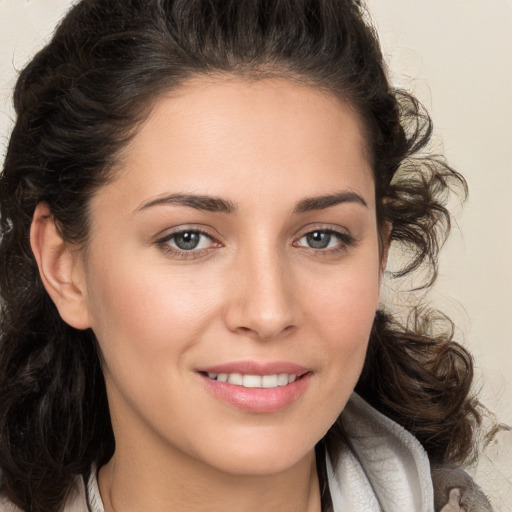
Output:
[195, 431, 318, 477]
[213, 452, 313, 477]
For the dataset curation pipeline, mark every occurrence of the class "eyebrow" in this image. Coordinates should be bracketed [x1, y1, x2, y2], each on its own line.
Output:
[135, 189, 367, 215]
[293, 191, 368, 213]
[135, 193, 237, 214]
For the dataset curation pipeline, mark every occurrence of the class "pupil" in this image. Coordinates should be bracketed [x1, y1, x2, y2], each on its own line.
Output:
[307, 231, 331, 249]
[175, 232, 200, 250]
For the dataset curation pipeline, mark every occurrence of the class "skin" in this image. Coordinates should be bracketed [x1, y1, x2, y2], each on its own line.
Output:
[440, 488, 466, 512]
[31, 77, 387, 512]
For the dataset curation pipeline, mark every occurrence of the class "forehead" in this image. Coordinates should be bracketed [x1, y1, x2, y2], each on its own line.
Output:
[101, 77, 375, 212]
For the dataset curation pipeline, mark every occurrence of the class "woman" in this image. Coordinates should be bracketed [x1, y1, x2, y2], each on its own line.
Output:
[0, 0, 493, 511]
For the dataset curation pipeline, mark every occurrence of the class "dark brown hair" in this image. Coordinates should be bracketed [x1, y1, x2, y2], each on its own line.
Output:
[0, 0, 480, 510]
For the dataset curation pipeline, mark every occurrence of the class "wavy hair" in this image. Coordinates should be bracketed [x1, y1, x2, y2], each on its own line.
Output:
[0, 0, 480, 510]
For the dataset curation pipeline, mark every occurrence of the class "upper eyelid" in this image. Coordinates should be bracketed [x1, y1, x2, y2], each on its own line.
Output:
[295, 230, 354, 242]
[294, 223, 352, 238]
[157, 224, 352, 237]
[156, 225, 218, 242]
[163, 230, 213, 242]
[293, 226, 357, 248]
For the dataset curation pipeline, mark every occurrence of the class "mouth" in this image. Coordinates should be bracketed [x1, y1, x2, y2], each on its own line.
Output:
[197, 364, 312, 413]
[201, 371, 305, 388]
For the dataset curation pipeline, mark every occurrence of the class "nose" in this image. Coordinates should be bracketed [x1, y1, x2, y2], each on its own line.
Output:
[223, 246, 301, 341]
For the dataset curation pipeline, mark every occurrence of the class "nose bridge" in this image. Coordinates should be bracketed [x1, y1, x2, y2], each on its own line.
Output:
[225, 239, 299, 340]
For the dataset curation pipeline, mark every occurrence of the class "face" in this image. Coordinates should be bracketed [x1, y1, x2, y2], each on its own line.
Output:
[78, 77, 384, 476]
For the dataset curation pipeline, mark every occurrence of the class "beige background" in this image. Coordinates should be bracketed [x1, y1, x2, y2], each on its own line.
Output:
[1, 0, 511, 509]
[366, 2, 512, 507]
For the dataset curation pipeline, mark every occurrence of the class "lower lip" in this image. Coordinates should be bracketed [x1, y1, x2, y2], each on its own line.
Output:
[199, 373, 312, 413]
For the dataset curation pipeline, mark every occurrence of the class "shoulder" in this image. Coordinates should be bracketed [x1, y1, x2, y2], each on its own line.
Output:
[431, 463, 493, 512]
[334, 393, 494, 512]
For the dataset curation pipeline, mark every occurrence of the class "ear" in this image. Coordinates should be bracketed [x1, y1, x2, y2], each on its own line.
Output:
[30, 202, 92, 330]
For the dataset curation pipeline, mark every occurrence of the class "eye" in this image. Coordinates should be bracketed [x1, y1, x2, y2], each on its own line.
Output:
[157, 228, 218, 255]
[295, 229, 355, 251]
[170, 231, 211, 251]
[301, 231, 336, 249]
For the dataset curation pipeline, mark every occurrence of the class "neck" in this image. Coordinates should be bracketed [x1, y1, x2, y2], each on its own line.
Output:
[98, 446, 321, 512]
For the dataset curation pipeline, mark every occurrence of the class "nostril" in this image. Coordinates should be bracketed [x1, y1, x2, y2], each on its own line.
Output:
[223, 271, 300, 339]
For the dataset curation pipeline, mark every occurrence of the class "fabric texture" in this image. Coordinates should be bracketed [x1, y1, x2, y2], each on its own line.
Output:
[330, 393, 493, 511]
[0, 393, 493, 512]
[328, 392, 435, 511]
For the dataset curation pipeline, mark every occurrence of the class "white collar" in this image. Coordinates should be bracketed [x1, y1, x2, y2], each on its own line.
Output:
[327, 393, 434, 512]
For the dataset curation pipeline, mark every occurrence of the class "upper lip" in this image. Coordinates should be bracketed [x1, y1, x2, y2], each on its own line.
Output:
[196, 360, 310, 376]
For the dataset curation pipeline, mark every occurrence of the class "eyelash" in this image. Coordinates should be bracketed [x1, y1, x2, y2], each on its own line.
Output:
[156, 226, 356, 260]
[293, 228, 356, 256]
[156, 227, 220, 260]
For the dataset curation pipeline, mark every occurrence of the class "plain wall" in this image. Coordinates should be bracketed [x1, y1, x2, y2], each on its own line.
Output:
[366, 2, 512, 507]
[1, 0, 511, 509]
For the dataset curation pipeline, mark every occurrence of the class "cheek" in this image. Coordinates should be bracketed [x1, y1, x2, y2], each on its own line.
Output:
[88, 244, 211, 324]
[299, 254, 380, 393]
[84, 249, 221, 368]
[83, 256, 225, 434]
[303, 256, 381, 337]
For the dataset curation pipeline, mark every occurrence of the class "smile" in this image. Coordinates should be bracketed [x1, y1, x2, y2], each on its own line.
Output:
[199, 367, 312, 413]
[206, 372, 298, 388]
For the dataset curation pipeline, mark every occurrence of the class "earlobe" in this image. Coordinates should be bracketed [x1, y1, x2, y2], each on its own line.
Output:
[30, 202, 92, 330]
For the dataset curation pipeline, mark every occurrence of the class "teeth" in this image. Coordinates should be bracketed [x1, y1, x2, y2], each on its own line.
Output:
[243, 374, 262, 387]
[261, 375, 278, 388]
[227, 373, 243, 385]
[206, 372, 300, 388]
[277, 373, 289, 386]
